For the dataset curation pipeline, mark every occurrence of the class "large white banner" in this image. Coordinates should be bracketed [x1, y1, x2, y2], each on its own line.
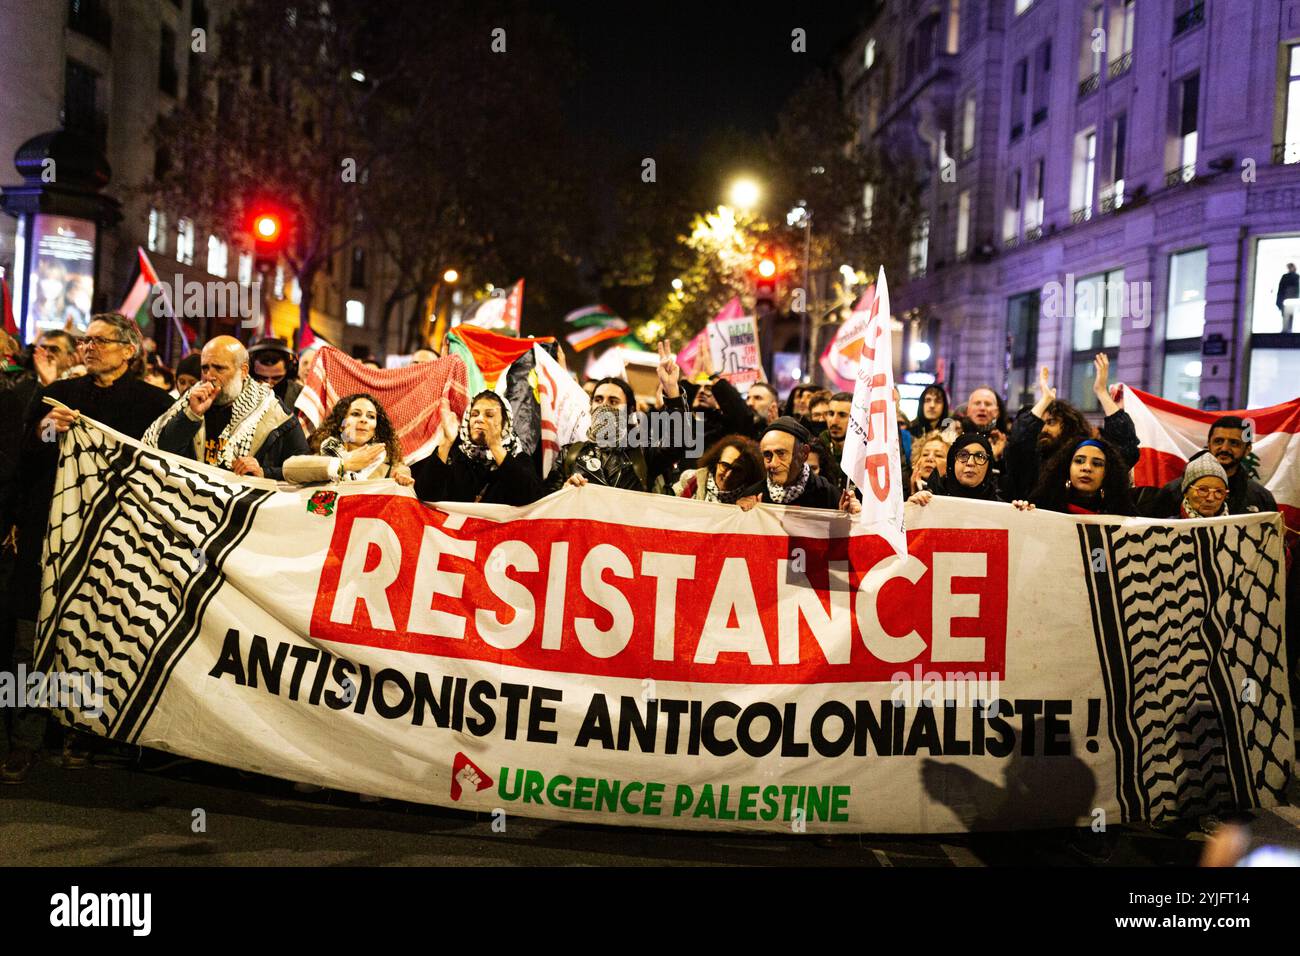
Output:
[37, 417, 1293, 833]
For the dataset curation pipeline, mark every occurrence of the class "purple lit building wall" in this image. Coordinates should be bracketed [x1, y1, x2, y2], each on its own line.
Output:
[843, 0, 1300, 412]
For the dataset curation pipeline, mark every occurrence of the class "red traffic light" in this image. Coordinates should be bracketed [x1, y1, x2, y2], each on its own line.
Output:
[757, 257, 777, 278]
[254, 214, 281, 241]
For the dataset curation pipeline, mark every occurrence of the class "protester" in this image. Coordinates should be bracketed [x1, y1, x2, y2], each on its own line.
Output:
[143, 364, 175, 393]
[1004, 357, 1139, 501]
[808, 390, 832, 425]
[737, 417, 848, 511]
[31, 330, 81, 386]
[1141, 416, 1277, 516]
[685, 376, 753, 464]
[819, 392, 853, 459]
[909, 384, 950, 437]
[413, 391, 543, 504]
[782, 383, 817, 420]
[142, 335, 309, 480]
[282, 393, 413, 486]
[247, 337, 303, 410]
[552, 343, 687, 493]
[672, 434, 763, 503]
[174, 353, 201, 395]
[1172, 452, 1230, 518]
[6, 313, 174, 780]
[1030, 437, 1136, 516]
[909, 430, 949, 494]
[745, 382, 780, 431]
[908, 433, 1004, 505]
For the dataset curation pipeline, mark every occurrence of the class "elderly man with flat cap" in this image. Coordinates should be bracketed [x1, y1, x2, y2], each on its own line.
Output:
[738, 416, 858, 512]
[143, 335, 308, 479]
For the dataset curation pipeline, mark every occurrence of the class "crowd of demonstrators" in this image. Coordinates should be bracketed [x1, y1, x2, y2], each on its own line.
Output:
[284, 393, 413, 487]
[413, 391, 543, 504]
[142, 336, 309, 480]
[1138, 415, 1277, 517]
[1028, 437, 1138, 516]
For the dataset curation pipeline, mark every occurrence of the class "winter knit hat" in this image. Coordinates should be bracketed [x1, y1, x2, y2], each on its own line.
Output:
[1180, 452, 1230, 495]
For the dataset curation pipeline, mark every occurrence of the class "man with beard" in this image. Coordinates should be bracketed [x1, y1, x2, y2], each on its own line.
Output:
[247, 337, 303, 411]
[144, 335, 308, 479]
[1142, 415, 1277, 516]
[5, 313, 174, 782]
[414, 390, 543, 505]
[550, 342, 687, 493]
[737, 417, 854, 512]
[1004, 356, 1138, 500]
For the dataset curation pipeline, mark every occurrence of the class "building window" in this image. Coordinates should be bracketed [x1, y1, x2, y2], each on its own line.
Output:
[350, 247, 367, 288]
[207, 236, 228, 278]
[1168, 73, 1199, 184]
[1166, 247, 1207, 340]
[1173, 0, 1205, 38]
[1006, 291, 1041, 408]
[1102, 114, 1127, 211]
[1032, 40, 1051, 125]
[1010, 58, 1028, 140]
[147, 208, 167, 254]
[1082, 3, 1104, 82]
[1003, 169, 1022, 243]
[1248, 349, 1300, 406]
[1071, 129, 1097, 222]
[1162, 352, 1202, 405]
[956, 190, 971, 259]
[64, 59, 105, 151]
[1026, 159, 1045, 232]
[864, 38, 876, 70]
[1071, 269, 1124, 409]
[1109, 0, 1136, 76]
[1280, 46, 1300, 165]
[238, 251, 252, 286]
[159, 26, 178, 96]
[346, 299, 365, 328]
[909, 217, 930, 278]
[68, 0, 113, 47]
[1250, 236, 1300, 333]
[175, 218, 195, 265]
[960, 94, 976, 156]
[946, 0, 961, 55]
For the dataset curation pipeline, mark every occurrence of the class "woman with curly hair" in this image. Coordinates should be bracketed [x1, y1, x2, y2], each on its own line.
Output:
[1028, 436, 1135, 516]
[282, 392, 413, 485]
[672, 434, 763, 503]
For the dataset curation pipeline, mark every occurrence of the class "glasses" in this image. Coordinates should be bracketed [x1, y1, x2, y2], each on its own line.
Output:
[1190, 486, 1227, 500]
[37, 343, 68, 355]
[82, 336, 126, 348]
[955, 451, 989, 465]
[715, 460, 736, 474]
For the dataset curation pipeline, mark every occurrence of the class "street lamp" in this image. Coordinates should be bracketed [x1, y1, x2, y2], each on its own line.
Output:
[788, 201, 813, 383]
[729, 177, 761, 209]
[443, 268, 459, 284]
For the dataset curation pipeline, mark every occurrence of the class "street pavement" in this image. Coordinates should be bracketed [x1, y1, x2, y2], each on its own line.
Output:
[3, 748, 1298, 866]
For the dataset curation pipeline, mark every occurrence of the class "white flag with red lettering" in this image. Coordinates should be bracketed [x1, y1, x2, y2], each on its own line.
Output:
[1124, 386, 1300, 531]
[840, 268, 905, 555]
[532, 343, 590, 478]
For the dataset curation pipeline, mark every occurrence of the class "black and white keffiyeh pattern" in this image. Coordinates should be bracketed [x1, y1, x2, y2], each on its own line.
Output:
[705, 471, 745, 504]
[142, 377, 279, 469]
[767, 462, 810, 504]
[457, 390, 522, 469]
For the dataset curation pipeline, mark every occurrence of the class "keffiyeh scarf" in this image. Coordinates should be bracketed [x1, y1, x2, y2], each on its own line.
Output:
[767, 463, 810, 504]
[458, 391, 522, 469]
[142, 377, 279, 469]
[705, 471, 745, 504]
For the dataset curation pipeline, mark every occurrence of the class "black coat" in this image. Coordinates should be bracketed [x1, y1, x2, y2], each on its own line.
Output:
[413, 446, 544, 506]
[154, 408, 309, 481]
[1004, 408, 1141, 501]
[1140, 465, 1277, 518]
[759, 471, 841, 509]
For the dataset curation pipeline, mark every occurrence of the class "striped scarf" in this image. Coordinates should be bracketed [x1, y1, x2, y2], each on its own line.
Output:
[143, 376, 279, 469]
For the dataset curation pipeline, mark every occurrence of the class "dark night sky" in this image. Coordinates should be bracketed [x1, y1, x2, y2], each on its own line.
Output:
[548, 2, 871, 155]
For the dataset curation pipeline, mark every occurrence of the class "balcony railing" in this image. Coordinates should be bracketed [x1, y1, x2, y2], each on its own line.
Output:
[1099, 185, 1125, 214]
[1078, 73, 1099, 98]
[1025, 225, 1044, 243]
[1070, 207, 1091, 225]
[68, 0, 112, 47]
[1173, 2, 1205, 38]
[1003, 235, 1022, 251]
[1273, 141, 1300, 165]
[1108, 52, 1132, 78]
[1165, 164, 1196, 186]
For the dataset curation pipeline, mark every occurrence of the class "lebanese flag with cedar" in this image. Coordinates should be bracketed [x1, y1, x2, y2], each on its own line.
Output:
[1125, 385, 1300, 535]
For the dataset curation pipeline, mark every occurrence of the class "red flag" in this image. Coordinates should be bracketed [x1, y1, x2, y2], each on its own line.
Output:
[502, 279, 524, 334]
[1, 277, 18, 338]
[295, 345, 469, 464]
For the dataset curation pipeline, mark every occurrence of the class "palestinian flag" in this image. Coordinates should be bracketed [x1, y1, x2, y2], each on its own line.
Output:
[445, 324, 555, 395]
[118, 247, 163, 333]
[564, 304, 628, 352]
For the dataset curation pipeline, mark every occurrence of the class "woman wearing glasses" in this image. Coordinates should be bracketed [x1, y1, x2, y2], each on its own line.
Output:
[1029, 436, 1136, 516]
[1170, 452, 1231, 519]
[672, 434, 763, 503]
[907, 433, 1004, 505]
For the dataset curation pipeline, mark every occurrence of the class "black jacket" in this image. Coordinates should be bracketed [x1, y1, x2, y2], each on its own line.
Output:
[155, 409, 309, 481]
[759, 471, 841, 510]
[413, 446, 544, 506]
[1141, 465, 1277, 517]
[709, 377, 765, 441]
[548, 394, 689, 493]
[1004, 408, 1140, 501]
